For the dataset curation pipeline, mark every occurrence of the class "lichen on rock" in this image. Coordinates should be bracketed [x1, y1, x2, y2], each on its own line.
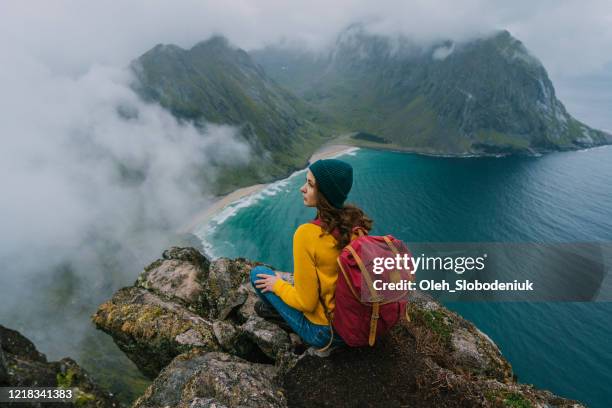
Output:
[241, 316, 291, 360]
[204, 257, 260, 320]
[132, 350, 286, 408]
[91, 247, 586, 408]
[405, 290, 513, 382]
[92, 286, 219, 378]
[136, 247, 210, 315]
[0, 324, 120, 408]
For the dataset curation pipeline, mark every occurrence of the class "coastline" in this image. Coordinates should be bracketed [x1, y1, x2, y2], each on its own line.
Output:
[177, 139, 612, 235]
[177, 144, 356, 234]
[329, 132, 612, 158]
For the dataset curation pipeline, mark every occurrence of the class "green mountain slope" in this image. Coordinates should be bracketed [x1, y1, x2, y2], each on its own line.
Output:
[130, 36, 337, 193]
[252, 25, 612, 155]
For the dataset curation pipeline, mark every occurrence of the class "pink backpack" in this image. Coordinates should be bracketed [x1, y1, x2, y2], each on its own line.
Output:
[312, 219, 414, 347]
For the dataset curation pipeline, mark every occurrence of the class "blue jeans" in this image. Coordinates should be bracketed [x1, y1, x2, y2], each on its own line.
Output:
[249, 265, 345, 349]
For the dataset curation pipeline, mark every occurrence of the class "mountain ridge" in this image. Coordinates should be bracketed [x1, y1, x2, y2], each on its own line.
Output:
[253, 26, 612, 155]
[130, 35, 337, 194]
[129, 26, 612, 192]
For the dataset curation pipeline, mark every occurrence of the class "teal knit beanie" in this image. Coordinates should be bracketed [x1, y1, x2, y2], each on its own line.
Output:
[309, 159, 353, 209]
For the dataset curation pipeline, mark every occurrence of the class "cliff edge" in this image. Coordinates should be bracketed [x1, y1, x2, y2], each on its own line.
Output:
[92, 247, 584, 408]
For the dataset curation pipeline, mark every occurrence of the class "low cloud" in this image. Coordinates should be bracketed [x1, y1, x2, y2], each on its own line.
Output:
[2, 1, 612, 76]
[3, 1, 611, 130]
[0, 45, 250, 357]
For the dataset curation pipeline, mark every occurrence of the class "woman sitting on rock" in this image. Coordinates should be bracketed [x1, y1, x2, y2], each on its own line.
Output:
[250, 158, 372, 349]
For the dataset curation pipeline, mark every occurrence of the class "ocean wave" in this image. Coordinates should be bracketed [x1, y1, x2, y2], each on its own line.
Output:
[193, 169, 306, 258]
[336, 146, 360, 157]
[195, 147, 362, 257]
[195, 225, 218, 259]
[577, 144, 611, 153]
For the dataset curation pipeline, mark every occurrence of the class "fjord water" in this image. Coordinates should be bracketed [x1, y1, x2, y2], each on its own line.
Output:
[196, 147, 612, 407]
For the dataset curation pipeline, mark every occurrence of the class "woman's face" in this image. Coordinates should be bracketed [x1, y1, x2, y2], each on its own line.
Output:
[300, 170, 318, 207]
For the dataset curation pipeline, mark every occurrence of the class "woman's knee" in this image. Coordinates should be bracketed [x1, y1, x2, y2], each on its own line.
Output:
[249, 265, 273, 285]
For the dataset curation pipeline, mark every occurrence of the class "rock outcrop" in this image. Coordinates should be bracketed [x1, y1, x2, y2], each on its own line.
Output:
[0, 324, 120, 408]
[132, 351, 285, 408]
[93, 247, 585, 407]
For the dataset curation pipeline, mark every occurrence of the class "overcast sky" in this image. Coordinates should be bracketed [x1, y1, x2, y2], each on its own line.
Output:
[2, 1, 611, 128]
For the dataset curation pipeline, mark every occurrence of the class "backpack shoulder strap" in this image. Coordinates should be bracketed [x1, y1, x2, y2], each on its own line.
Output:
[311, 218, 368, 241]
[310, 218, 342, 242]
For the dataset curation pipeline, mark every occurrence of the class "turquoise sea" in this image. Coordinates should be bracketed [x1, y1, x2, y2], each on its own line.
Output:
[196, 146, 612, 408]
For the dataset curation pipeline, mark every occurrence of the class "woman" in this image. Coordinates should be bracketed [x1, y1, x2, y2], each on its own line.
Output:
[250, 158, 373, 349]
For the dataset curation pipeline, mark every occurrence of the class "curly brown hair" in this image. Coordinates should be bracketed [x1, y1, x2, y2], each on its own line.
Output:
[315, 189, 373, 249]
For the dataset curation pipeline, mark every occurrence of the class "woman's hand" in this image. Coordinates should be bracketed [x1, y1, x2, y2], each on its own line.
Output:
[255, 272, 282, 293]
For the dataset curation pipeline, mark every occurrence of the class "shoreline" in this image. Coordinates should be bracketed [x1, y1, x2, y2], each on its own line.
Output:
[177, 144, 356, 234]
[177, 139, 612, 234]
[329, 132, 612, 159]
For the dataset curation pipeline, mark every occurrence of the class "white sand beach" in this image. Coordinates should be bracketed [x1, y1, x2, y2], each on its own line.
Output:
[308, 144, 355, 162]
[178, 144, 357, 234]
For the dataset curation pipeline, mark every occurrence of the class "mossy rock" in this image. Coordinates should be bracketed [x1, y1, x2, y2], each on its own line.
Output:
[92, 287, 219, 378]
[136, 247, 211, 315]
[405, 291, 513, 382]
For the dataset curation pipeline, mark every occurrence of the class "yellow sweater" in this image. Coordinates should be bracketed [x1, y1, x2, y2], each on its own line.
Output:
[272, 222, 340, 325]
